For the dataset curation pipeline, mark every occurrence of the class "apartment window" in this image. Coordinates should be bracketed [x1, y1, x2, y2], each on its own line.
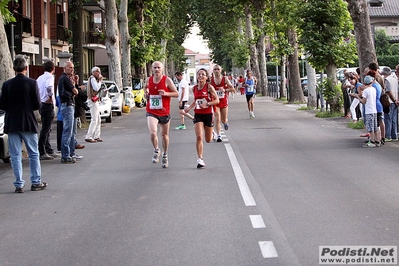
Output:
[44, 1, 48, 24]
[44, 48, 50, 58]
[24, 0, 31, 18]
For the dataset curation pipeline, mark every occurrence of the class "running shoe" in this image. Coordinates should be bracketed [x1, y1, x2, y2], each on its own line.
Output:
[161, 154, 169, 168]
[223, 123, 229, 130]
[217, 135, 222, 142]
[175, 124, 186, 130]
[197, 158, 205, 169]
[385, 138, 392, 142]
[363, 142, 376, 148]
[152, 149, 160, 163]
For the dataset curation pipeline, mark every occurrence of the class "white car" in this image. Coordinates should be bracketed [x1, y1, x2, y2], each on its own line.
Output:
[103, 80, 124, 116]
[83, 81, 113, 123]
[0, 110, 10, 163]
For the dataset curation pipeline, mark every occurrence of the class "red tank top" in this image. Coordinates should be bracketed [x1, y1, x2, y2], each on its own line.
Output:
[146, 75, 171, 116]
[193, 83, 213, 114]
[211, 76, 228, 100]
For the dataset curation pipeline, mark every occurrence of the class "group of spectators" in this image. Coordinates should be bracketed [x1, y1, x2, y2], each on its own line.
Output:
[0, 57, 105, 193]
[343, 62, 399, 147]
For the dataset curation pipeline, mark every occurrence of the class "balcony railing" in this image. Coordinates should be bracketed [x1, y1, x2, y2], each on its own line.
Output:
[57, 25, 70, 42]
[83, 31, 105, 45]
[13, 13, 32, 36]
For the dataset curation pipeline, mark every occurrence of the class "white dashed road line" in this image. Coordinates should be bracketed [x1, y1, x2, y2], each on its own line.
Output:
[249, 215, 266, 229]
[224, 143, 256, 207]
[259, 241, 279, 258]
[224, 141, 279, 260]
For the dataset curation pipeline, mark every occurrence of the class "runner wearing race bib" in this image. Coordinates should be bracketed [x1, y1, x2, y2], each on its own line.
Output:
[184, 68, 219, 169]
[244, 69, 257, 119]
[211, 65, 235, 142]
[144, 61, 178, 168]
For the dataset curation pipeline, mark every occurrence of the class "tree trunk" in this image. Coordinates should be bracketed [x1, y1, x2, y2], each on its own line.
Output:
[326, 63, 341, 113]
[256, 15, 268, 96]
[279, 57, 286, 98]
[244, 5, 260, 82]
[346, 0, 377, 73]
[0, 15, 14, 88]
[287, 29, 305, 103]
[305, 59, 317, 108]
[104, 0, 122, 86]
[119, 0, 131, 87]
[70, 0, 84, 81]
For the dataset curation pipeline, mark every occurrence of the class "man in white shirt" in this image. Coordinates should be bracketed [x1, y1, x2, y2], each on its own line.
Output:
[381, 67, 399, 141]
[175, 72, 193, 130]
[37, 60, 59, 160]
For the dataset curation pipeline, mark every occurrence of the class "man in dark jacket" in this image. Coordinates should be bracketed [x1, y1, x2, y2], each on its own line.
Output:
[0, 56, 47, 193]
[58, 61, 78, 163]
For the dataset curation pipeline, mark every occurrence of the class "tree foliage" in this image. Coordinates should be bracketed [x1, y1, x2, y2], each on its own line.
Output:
[374, 28, 391, 56]
[190, 0, 246, 71]
[298, 0, 357, 71]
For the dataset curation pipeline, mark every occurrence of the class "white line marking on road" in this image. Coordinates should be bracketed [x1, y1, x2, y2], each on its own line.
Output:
[259, 241, 278, 258]
[249, 215, 266, 228]
[225, 143, 256, 206]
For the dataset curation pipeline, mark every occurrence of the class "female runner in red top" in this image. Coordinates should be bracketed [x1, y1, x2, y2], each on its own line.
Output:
[211, 65, 234, 142]
[184, 68, 219, 168]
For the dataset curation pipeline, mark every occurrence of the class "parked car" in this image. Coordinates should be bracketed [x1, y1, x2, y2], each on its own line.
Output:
[83, 81, 113, 123]
[103, 80, 124, 116]
[0, 110, 10, 163]
[132, 78, 146, 107]
[336, 67, 358, 82]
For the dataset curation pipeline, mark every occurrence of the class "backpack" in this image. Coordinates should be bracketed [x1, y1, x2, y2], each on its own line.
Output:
[380, 93, 390, 108]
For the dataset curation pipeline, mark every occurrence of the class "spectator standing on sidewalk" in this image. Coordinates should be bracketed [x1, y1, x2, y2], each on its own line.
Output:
[145, 61, 178, 168]
[354, 75, 380, 147]
[184, 68, 219, 168]
[365, 67, 385, 144]
[58, 61, 78, 164]
[348, 73, 363, 122]
[381, 67, 399, 142]
[85, 66, 103, 143]
[0, 56, 47, 193]
[175, 71, 193, 130]
[37, 59, 60, 160]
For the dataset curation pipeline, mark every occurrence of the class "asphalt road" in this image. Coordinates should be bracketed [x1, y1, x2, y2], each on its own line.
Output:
[0, 94, 398, 266]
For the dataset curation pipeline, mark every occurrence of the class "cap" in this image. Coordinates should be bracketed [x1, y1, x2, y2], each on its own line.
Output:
[364, 75, 374, 85]
[381, 67, 391, 76]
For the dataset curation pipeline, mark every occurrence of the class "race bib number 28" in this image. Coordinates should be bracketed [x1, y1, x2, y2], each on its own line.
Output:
[149, 95, 163, 109]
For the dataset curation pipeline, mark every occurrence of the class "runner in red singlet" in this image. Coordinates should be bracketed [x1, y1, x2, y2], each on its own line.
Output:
[184, 68, 219, 168]
[211, 65, 234, 142]
[144, 61, 178, 168]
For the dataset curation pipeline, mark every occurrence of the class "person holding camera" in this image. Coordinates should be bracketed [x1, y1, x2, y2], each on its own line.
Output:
[85, 66, 103, 143]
